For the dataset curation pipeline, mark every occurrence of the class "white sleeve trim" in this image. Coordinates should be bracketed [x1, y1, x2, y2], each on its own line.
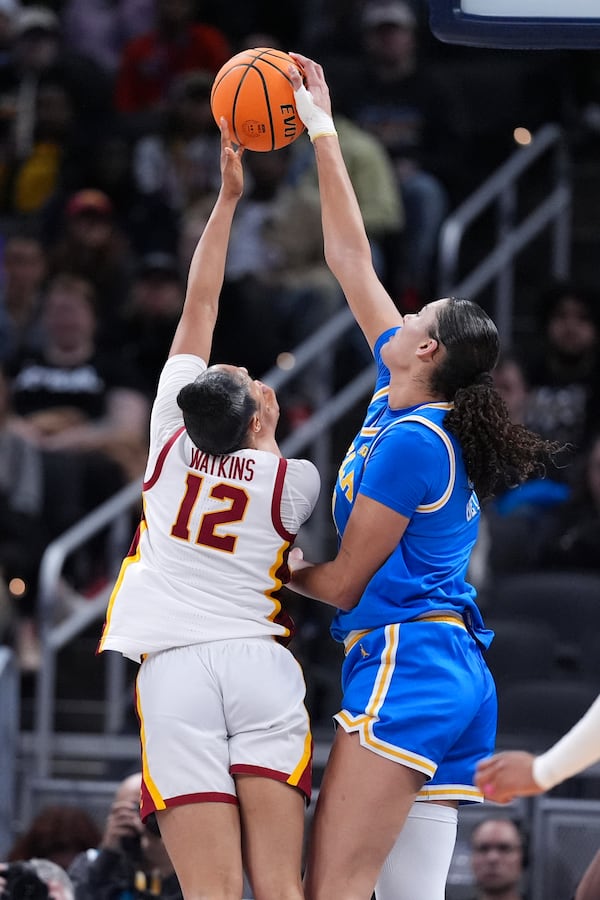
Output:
[532, 694, 600, 790]
[280, 459, 321, 534]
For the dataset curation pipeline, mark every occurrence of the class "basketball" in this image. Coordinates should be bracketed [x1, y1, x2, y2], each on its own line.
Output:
[210, 48, 305, 152]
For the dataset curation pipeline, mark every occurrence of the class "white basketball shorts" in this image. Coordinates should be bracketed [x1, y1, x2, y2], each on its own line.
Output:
[135, 637, 313, 820]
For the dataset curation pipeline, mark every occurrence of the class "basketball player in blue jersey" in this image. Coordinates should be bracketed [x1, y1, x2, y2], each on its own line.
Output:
[286, 56, 562, 900]
[98, 121, 321, 900]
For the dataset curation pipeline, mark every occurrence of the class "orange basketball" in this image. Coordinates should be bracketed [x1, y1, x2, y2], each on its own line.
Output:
[210, 48, 305, 152]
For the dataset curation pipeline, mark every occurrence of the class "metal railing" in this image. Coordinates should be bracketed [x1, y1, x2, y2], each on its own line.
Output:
[437, 123, 572, 344]
[0, 647, 19, 856]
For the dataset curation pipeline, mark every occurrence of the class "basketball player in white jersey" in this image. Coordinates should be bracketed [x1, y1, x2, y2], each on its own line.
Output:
[98, 120, 321, 900]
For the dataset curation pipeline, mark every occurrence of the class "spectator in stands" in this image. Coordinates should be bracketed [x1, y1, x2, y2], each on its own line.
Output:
[131, 69, 221, 218]
[467, 818, 527, 900]
[114, 252, 184, 401]
[475, 692, 600, 899]
[0, 364, 46, 670]
[0, 5, 114, 169]
[114, 0, 231, 134]
[7, 272, 148, 471]
[536, 430, 600, 572]
[68, 772, 183, 900]
[48, 189, 135, 336]
[7, 272, 149, 589]
[0, 0, 19, 61]
[329, 0, 469, 305]
[0, 232, 47, 365]
[299, 0, 365, 74]
[61, 0, 154, 75]
[7, 805, 102, 872]
[43, 125, 173, 260]
[525, 280, 600, 453]
[0, 857, 75, 900]
[0, 78, 83, 220]
[468, 352, 570, 592]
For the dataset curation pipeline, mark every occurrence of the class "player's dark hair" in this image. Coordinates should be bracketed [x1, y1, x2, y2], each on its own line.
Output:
[428, 297, 563, 500]
[177, 368, 257, 455]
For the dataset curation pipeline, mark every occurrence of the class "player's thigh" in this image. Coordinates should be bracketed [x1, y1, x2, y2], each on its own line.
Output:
[236, 775, 305, 900]
[305, 729, 425, 900]
[156, 801, 244, 899]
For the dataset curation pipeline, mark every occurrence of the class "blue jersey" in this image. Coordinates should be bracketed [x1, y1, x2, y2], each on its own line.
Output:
[331, 327, 492, 647]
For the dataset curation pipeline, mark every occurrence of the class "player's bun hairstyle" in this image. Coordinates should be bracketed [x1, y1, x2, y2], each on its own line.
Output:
[428, 297, 564, 500]
[177, 368, 257, 456]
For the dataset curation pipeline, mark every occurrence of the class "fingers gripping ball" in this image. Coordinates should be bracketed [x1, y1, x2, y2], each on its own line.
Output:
[210, 48, 305, 151]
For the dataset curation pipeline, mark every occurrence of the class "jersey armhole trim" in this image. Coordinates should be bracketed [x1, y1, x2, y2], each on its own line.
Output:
[272, 457, 296, 541]
[143, 426, 186, 491]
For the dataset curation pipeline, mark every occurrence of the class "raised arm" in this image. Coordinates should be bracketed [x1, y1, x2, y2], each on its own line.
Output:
[169, 120, 244, 361]
[289, 54, 402, 352]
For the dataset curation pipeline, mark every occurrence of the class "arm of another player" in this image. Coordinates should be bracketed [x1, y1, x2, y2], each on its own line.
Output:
[289, 54, 402, 353]
[475, 693, 600, 803]
[576, 846, 600, 900]
[287, 492, 409, 610]
[169, 119, 244, 361]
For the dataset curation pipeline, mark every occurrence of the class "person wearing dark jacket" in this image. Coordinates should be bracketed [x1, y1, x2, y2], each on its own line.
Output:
[68, 773, 182, 900]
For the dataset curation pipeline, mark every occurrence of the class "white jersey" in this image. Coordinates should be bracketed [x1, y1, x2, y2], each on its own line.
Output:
[99, 354, 321, 662]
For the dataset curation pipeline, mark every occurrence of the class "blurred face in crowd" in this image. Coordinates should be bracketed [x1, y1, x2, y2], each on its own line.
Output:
[547, 295, 597, 359]
[492, 358, 529, 425]
[44, 280, 96, 351]
[2, 237, 46, 298]
[471, 819, 524, 893]
[132, 273, 183, 318]
[68, 209, 114, 250]
[16, 26, 60, 71]
[364, 21, 416, 70]
[157, 0, 192, 30]
[36, 83, 73, 139]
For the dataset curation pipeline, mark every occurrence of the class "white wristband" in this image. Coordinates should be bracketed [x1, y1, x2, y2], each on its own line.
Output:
[293, 83, 337, 142]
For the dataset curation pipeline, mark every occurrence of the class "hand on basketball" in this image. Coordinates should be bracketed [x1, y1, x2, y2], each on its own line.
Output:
[218, 117, 244, 200]
[474, 750, 542, 804]
[289, 53, 333, 119]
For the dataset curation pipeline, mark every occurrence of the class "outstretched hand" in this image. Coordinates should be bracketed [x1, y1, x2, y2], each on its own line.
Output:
[474, 750, 542, 804]
[288, 53, 336, 141]
[289, 54, 332, 117]
[219, 117, 244, 200]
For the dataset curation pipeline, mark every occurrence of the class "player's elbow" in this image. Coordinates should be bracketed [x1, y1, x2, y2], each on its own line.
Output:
[329, 572, 362, 611]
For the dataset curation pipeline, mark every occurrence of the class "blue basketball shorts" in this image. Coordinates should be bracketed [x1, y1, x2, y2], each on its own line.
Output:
[334, 615, 497, 803]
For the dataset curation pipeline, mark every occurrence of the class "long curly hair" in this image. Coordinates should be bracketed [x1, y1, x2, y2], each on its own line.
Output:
[429, 297, 563, 499]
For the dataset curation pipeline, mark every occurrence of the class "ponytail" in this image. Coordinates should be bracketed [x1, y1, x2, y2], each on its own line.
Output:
[445, 383, 562, 500]
[429, 298, 564, 499]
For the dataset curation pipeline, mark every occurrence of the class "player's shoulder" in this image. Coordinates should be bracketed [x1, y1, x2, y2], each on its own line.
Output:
[284, 457, 321, 492]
